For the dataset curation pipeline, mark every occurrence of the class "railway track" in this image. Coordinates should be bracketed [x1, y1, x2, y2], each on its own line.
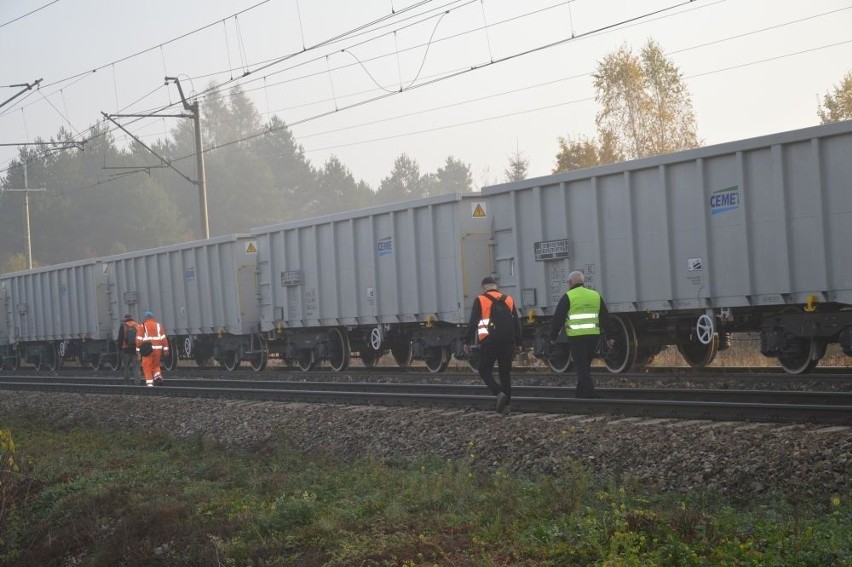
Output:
[1, 375, 849, 425]
[4, 363, 852, 376]
[4, 365, 851, 391]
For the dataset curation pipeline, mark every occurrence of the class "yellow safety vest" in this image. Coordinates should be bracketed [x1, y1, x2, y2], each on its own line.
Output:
[565, 286, 601, 337]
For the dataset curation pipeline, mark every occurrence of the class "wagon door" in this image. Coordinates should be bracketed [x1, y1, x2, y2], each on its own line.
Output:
[237, 263, 260, 332]
[94, 282, 110, 338]
[461, 232, 493, 310]
[0, 290, 8, 347]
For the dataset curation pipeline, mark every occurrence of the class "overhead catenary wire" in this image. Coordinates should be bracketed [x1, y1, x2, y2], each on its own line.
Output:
[118, 2, 852, 146]
[0, 0, 824, 182]
[35, 0, 273, 91]
[0, 0, 276, 147]
[479, 0, 494, 63]
[0, 0, 453, 172]
[179, 0, 721, 153]
[0, 0, 461, 139]
[0, 0, 62, 29]
[223, 19, 235, 80]
[184, 0, 474, 105]
[183, 0, 467, 86]
[37, 89, 80, 137]
[295, 0, 307, 51]
[3, 1, 848, 191]
[0, 0, 840, 173]
[74, 0, 554, 136]
[156, 0, 717, 123]
[235, 15, 250, 75]
[303, 38, 852, 153]
[6, 0, 723, 190]
[16, 33, 852, 205]
[0, 0, 836, 130]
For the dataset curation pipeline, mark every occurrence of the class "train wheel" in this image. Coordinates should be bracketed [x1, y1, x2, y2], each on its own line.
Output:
[8, 351, 19, 371]
[297, 350, 318, 372]
[547, 343, 573, 373]
[779, 338, 820, 375]
[55, 345, 66, 369]
[162, 339, 179, 371]
[424, 346, 450, 373]
[467, 349, 481, 372]
[221, 350, 240, 372]
[90, 356, 102, 371]
[391, 341, 413, 368]
[249, 349, 268, 372]
[603, 315, 637, 374]
[106, 354, 120, 372]
[44, 343, 59, 372]
[328, 328, 351, 372]
[677, 334, 719, 368]
[33, 353, 43, 372]
[360, 349, 381, 368]
[249, 334, 269, 372]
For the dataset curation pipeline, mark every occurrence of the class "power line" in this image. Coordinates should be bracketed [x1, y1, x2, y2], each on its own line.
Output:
[10, 0, 714, 193]
[0, 0, 62, 29]
[39, 0, 273, 90]
[7, 0, 442, 118]
[27, 26, 849, 205]
[37, 0, 601, 147]
[0, 0, 597, 164]
[173, 0, 719, 155]
[4, 1, 849, 193]
[302, 38, 852, 153]
[0, 0, 452, 173]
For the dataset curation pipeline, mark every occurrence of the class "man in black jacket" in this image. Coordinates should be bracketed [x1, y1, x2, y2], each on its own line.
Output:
[465, 276, 522, 414]
[117, 314, 140, 385]
[549, 271, 610, 398]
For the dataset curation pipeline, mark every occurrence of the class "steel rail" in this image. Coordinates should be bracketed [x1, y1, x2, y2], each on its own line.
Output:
[1, 376, 850, 406]
[0, 381, 849, 425]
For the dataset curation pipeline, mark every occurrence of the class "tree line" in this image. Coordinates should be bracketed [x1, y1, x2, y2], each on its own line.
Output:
[0, 86, 473, 270]
[2, 38, 850, 271]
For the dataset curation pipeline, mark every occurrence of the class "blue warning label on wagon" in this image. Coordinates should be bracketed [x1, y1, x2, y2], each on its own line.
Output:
[710, 186, 740, 215]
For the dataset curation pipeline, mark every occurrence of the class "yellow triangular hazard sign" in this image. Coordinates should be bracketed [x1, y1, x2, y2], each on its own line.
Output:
[472, 203, 487, 218]
[246, 242, 257, 253]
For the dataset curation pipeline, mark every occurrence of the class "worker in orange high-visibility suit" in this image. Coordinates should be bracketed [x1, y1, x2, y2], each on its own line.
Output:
[136, 311, 170, 386]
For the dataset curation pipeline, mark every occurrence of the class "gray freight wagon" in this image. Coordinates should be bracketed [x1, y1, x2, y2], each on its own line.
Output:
[0, 259, 117, 370]
[102, 234, 264, 371]
[483, 120, 852, 374]
[252, 193, 494, 372]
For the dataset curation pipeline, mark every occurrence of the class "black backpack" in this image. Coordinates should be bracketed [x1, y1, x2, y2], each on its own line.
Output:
[485, 293, 515, 341]
[123, 322, 137, 352]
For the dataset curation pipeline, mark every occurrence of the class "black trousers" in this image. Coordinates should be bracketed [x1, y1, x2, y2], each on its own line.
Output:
[568, 334, 599, 398]
[478, 338, 513, 399]
[121, 350, 139, 381]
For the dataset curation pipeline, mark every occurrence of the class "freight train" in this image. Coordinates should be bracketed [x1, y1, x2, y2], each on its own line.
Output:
[2, 120, 851, 375]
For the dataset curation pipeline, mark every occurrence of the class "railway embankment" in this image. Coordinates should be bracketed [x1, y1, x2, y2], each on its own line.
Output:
[1, 390, 848, 500]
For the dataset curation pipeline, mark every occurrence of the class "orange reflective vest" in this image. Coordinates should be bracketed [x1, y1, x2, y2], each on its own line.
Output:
[136, 319, 169, 352]
[476, 290, 515, 342]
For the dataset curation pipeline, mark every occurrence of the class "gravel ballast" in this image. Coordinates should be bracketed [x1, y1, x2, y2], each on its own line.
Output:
[1, 391, 848, 500]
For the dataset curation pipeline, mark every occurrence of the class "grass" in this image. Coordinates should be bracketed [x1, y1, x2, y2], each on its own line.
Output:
[1, 416, 849, 566]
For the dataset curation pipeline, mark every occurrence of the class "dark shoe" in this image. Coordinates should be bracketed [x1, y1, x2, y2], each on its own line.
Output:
[154, 376, 163, 386]
[496, 392, 509, 414]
